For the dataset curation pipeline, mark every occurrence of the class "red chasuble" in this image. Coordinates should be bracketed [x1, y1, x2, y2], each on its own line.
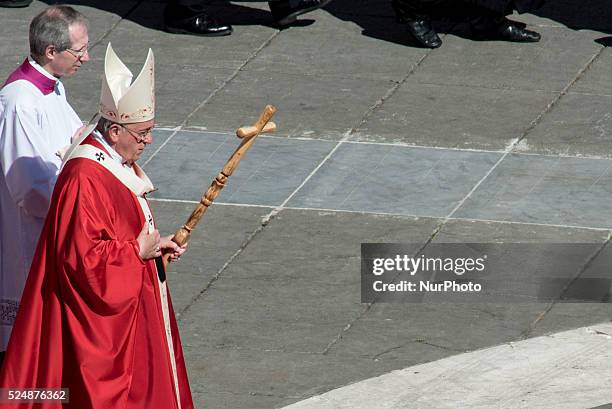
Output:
[0, 137, 194, 409]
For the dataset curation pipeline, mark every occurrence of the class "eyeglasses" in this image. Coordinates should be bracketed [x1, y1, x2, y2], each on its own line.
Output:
[64, 44, 89, 59]
[119, 124, 153, 144]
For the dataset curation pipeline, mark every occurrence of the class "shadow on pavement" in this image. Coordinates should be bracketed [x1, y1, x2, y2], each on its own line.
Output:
[325, 0, 612, 47]
[33, 0, 612, 45]
[38, 0, 280, 30]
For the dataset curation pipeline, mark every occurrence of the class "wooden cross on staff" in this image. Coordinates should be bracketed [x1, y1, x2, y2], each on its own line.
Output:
[161, 105, 277, 269]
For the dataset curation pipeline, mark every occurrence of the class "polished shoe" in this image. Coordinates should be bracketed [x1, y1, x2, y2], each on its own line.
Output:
[405, 19, 442, 49]
[164, 12, 233, 37]
[0, 0, 32, 7]
[270, 0, 333, 27]
[472, 17, 540, 42]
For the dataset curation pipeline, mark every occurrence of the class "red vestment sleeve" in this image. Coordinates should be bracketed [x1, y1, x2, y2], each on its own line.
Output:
[57, 171, 145, 312]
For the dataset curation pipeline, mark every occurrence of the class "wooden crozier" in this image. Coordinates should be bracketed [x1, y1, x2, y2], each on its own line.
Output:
[162, 105, 277, 269]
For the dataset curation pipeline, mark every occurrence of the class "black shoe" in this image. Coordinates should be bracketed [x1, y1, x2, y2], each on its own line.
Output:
[270, 0, 333, 27]
[164, 12, 232, 37]
[0, 0, 32, 7]
[405, 19, 442, 48]
[472, 17, 540, 43]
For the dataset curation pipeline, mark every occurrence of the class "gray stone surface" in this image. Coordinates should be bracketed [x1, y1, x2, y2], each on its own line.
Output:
[571, 47, 612, 95]
[288, 142, 500, 215]
[437, 218, 610, 243]
[185, 71, 396, 139]
[282, 323, 612, 409]
[327, 302, 544, 358]
[410, 26, 602, 92]
[180, 276, 362, 353]
[192, 391, 300, 409]
[326, 219, 609, 365]
[528, 303, 612, 337]
[185, 347, 402, 409]
[518, 93, 612, 158]
[178, 209, 441, 352]
[0, 5, 39, 74]
[140, 128, 173, 163]
[352, 82, 556, 149]
[149, 201, 269, 314]
[145, 131, 336, 205]
[244, 13, 425, 82]
[454, 154, 612, 228]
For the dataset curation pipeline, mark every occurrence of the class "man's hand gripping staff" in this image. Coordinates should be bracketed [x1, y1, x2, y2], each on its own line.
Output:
[161, 105, 278, 269]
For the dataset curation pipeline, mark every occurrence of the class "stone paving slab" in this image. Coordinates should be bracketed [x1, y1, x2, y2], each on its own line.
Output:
[519, 93, 612, 158]
[570, 47, 612, 95]
[192, 391, 300, 409]
[243, 12, 425, 82]
[141, 128, 174, 163]
[215, 209, 441, 282]
[186, 346, 403, 409]
[529, 303, 612, 338]
[149, 201, 270, 314]
[183, 72, 396, 139]
[180, 276, 362, 353]
[352, 82, 556, 149]
[64, 31, 257, 124]
[178, 209, 441, 353]
[326, 302, 544, 360]
[283, 323, 612, 409]
[409, 26, 602, 92]
[326, 218, 608, 360]
[145, 131, 336, 205]
[168, 206, 612, 408]
[287, 142, 500, 215]
[0, 4, 44, 74]
[436, 218, 610, 243]
[454, 154, 612, 228]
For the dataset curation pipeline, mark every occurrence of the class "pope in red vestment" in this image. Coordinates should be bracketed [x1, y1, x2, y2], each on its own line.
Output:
[0, 134, 194, 409]
[0, 43, 194, 409]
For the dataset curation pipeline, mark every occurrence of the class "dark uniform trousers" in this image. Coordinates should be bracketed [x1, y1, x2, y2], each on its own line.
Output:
[167, 0, 297, 11]
[392, 0, 545, 21]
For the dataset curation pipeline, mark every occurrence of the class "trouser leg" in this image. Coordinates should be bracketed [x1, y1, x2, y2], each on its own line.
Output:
[165, 0, 208, 21]
[462, 0, 544, 15]
[163, 0, 233, 36]
[462, 0, 510, 15]
[392, 0, 445, 22]
[167, 0, 206, 9]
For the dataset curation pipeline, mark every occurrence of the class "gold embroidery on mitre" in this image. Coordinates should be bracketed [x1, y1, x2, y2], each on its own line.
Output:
[99, 43, 155, 124]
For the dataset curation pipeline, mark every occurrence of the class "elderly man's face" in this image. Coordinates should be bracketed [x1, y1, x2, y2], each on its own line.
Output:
[48, 23, 90, 78]
[114, 119, 155, 165]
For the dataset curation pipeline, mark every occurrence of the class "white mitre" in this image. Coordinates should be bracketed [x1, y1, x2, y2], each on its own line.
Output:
[100, 42, 155, 124]
[62, 43, 155, 163]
